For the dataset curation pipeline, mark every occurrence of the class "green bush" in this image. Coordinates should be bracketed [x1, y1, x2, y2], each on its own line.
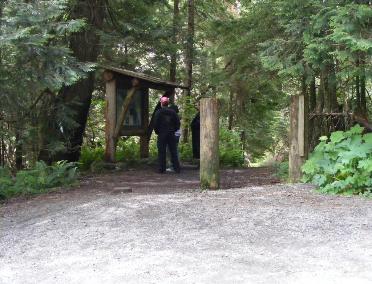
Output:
[273, 161, 289, 181]
[116, 138, 141, 164]
[0, 168, 14, 200]
[179, 142, 193, 162]
[0, 161, 78, 200]
[177, 127, 244, 167]
[78, 127, 245, 169]
[79, 146, 105, 171]
[302, 125, 372, 196]
[219, 128, 245, 167]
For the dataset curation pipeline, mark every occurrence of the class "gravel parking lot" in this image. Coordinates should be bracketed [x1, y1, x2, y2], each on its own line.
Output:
[1, 169, 371, 284]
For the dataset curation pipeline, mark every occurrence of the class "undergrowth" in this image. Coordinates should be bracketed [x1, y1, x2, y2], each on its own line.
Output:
[79, 128, 246, 172]
[302, 125, 372, 196]
[0, 161, 78, 200]
[273, 161, 289, 182]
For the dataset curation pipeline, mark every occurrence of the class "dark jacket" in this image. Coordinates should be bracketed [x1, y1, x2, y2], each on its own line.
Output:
[147, 100, 179, 140]
[154, 107, 180, 135]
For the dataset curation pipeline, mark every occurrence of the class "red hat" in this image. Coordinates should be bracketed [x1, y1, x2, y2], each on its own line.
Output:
[160, 96, 169, 106]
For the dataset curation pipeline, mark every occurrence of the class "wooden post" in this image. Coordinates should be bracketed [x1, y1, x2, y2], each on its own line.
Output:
[289, 94, 306, 182]
[200, 98, 219, 190]
[140, 88, 150, 159]
[140, 136, 149, 159]
[104, 74, 116, 162]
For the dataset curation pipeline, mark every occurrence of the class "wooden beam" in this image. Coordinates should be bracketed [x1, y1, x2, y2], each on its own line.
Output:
[200, 98, 220, 190]
[104, 79, 117, 162]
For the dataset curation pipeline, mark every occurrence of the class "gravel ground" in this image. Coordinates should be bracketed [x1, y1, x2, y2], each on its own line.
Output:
[1, 180, 372, 283]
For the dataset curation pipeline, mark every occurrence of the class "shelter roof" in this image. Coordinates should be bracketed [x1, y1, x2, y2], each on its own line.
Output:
[102, 66, 188, 90]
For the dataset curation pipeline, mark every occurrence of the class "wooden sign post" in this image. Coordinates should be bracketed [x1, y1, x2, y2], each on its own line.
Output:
[289, 94, 307, 182]
[102, 66, 188, 164]
[104, 72, 117, 163]
[200, 98, 220, 190]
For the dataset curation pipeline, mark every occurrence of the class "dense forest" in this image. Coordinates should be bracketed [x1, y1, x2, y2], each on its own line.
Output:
[0, 0, 371, 196]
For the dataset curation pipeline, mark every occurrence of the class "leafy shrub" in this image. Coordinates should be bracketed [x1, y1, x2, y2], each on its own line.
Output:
[302, 125, 372, 195]
[273, 161, 289, 181]
[177, 127, 244, 166]
[79, 127, 245, 169]
[179, 142, 193, 162]
[0, 168, 14, 200]
[116, 138, 141, 164]
[79, 146, 105, 171]
[0, 161, 78, 200]
[219, 128, 245, 167]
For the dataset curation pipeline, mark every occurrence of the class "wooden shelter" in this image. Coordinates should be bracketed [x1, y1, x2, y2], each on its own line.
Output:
[102, 66, 187, 162]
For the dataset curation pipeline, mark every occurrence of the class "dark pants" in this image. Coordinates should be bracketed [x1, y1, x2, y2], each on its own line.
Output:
[191, 129, 200, 159]
[157, 132, 180, 173]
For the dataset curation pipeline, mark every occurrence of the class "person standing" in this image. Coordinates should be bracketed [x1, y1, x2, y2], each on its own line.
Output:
[154, 97, 181, 174]
[191, 104, 200, 160]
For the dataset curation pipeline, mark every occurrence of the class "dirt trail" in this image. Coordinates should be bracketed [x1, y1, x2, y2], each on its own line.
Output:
[1, 168, 371, 284]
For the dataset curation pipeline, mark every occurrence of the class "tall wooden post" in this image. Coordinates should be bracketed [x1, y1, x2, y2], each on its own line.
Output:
[289, 94, 307, 182]
[104, 72, 116, 162]
[140, 136, 149, 159]
[200, 98, 220, 190]
[140, 88, 150, 158]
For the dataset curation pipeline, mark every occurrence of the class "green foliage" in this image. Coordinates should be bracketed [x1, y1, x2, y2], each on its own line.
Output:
[79, 126, 245, 170]
[302, 126, 372, 196]
[219, 128, 245, 167]
[79, 137, 156, 172]
[273, 161, 289, 181]
[0, 0, 94, 168]
[0, 161, 78, 200]
[178, 127, 245, 167]
[179, 142, 193, 162]
[116, 138, 141, 164]
[79, 147, 105, 171]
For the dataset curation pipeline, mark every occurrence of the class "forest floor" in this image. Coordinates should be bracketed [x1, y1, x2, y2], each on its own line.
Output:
[1, 167, 372, 284]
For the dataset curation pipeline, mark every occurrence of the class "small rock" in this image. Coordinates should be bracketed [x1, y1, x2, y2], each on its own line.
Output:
[112, 187, 132, 194]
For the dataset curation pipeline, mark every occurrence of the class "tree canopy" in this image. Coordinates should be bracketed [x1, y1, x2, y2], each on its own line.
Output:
[0, 0, 371, 170]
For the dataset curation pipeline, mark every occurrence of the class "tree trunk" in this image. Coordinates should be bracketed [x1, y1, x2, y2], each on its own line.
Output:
[308, 76, 318, 152]
[181, 0, 195, 143]
[228, 90, 234, 130]
[360, 65, 367, 119]
[52, 0, 105, 162]
[309, 77, 316, 112]
[300, 75, 309, 159]
[0, 136, 4, 168]
[322, 63, 337, 113]
[317, 74, 325, 113]
[200, 98, 219, 190]
[0, 2, 3, 167]
[328, 63, 338, 112]
[15, 128, 23, 170]
[169, 0, 179, 84]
